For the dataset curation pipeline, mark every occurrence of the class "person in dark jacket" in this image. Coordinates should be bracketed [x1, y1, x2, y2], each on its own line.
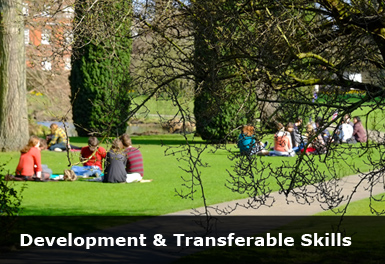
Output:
[353, 116, 367, 143]
[292, 117, 303, 148]
[103, 138, 127, 183]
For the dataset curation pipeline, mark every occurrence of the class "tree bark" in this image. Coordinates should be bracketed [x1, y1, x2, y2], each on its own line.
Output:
[0, 0, 29, 151]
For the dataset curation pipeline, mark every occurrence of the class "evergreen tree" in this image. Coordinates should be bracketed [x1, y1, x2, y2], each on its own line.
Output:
[70, 0, 132, 136]
[193, 0, 258, 142]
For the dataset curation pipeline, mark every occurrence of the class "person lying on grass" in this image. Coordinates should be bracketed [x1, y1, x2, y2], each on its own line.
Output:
[71, 136, 107, 177]
[47, 123, 82, 151]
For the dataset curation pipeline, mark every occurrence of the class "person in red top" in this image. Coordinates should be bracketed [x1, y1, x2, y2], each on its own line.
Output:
[71, 137, 106, 177]
[15, 135, 48, 181]
[120, 133, 152, 183]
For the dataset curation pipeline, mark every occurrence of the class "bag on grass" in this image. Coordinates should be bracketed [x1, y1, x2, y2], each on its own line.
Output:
[63, 170, 77, 181]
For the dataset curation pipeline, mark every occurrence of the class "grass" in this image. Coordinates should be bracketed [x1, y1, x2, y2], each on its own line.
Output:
[316, 96, 385, 131]
[317, 193, 385, 216]
[131, 95, 195, 122]
[0, 134, 382, 216]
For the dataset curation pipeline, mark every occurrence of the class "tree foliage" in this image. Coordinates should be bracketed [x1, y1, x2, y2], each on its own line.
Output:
[70, 0, 133, 136]
[132, 0, 385, 216]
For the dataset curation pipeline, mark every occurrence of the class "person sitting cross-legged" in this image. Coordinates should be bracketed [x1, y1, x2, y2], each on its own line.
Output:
[268, 123, 295, 157]
[120, 133, 152, 183]
[13, 135, 50, 181]
[353, 116, 367, 143]
[237, 125, 267, 156]
[71, 136, 107, 177]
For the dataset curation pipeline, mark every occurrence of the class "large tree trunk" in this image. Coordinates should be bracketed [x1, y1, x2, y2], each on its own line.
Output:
[0, 0, 29, 151]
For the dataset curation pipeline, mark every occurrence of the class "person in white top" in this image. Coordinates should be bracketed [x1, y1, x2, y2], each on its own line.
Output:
[339, 118, 354, 142]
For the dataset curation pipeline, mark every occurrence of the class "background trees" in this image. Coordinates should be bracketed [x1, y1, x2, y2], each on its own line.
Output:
[133, 0, 385, 215]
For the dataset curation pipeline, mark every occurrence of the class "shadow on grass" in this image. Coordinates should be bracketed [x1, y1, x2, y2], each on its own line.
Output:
[69, 136, 207, 146]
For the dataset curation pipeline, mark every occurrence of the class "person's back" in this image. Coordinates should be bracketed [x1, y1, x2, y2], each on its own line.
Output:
[238, 133, 256, 153]
[274, 131, 291, 153]
[16, 145, 41, 176]
[15, 135, 45, 180]
[292, 118, 303, 147]
[125, 147, 144, 176]
[353, 116, 367, 142]
[340, 123, 353, 142]
[103, 150, 127, 183]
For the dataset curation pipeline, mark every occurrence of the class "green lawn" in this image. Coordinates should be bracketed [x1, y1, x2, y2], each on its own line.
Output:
[0, 134, 382, 216]
[317, 193, 385, 216]
[131, 95, 195, 122]
[316, 96, 385, 131]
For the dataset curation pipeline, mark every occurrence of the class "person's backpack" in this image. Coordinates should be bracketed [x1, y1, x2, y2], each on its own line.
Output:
[63, 170, 77, 181]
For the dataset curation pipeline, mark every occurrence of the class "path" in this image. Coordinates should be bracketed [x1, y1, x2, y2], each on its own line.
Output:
[1, 172, 384, 264]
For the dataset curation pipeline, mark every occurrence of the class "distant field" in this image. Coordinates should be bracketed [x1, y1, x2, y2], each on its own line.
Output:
[131, 95, 194, 122]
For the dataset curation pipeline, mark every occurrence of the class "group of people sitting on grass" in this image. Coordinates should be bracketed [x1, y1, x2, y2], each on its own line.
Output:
[238, 115, 367, 157]
[8, 124, 151, 183]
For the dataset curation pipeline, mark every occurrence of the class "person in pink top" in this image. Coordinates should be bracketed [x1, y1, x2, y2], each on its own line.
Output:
[15, 135, 48, 181]
[268, 123, 295, 157]
[71, 137, 107, 177]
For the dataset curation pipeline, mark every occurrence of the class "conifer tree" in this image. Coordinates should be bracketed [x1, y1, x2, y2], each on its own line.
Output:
[70, 0, 132, 136]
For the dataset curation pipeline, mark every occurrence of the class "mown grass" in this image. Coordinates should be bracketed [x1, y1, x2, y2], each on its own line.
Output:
[131, 95, 194, 122]
[0, 134, 382, 216]
[317, 193, 385, 216]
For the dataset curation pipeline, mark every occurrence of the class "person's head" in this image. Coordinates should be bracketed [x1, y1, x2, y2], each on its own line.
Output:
[39, 138, 48, 150]
[353, 116, 361, 124]
[111, 138, 123, 152]
[120, 133, 132, 147]
[88, 137, 99, 151]
[286, 122, 294, 132]
[21, 135, 40, 153]
[343, 115, 350, 124]
[295, 117, 303, 125]
[50, 123, 58, 134]
[276, 122, 284, 132]
[242, 125, 255, 137]
[306, 124, 315, 135]
[315, 117, 323, 128]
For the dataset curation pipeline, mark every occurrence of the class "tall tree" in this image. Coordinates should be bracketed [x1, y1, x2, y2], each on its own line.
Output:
[0, 0, 29, 151]
[70, 0, 133, 137]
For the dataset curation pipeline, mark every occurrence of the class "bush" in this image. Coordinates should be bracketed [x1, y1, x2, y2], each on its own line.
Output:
[0, 165, 24, 247]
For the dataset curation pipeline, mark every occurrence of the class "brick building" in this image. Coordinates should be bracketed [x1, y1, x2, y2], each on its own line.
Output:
[23, 1, 74, 72]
